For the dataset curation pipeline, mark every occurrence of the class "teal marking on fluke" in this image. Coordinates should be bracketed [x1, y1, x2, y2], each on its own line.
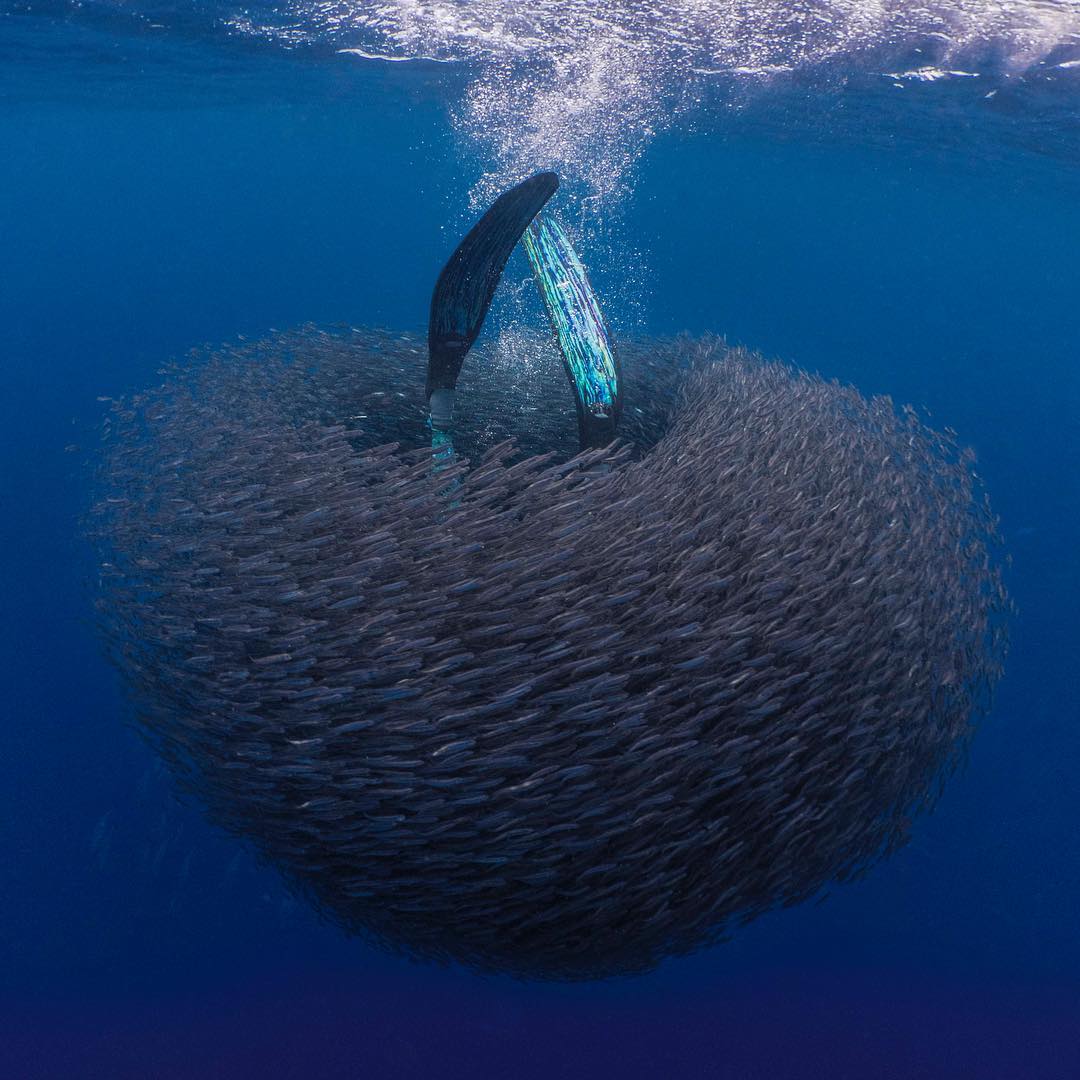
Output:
[523, 212, 621, 449]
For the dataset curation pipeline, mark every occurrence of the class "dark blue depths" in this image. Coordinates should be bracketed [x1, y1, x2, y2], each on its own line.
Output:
[1, 47, 1078, 1080]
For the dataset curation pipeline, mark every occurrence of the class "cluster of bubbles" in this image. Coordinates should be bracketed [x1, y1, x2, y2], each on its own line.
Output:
[10, 3, 1079, 186]
[226, 0, 1080, 198]
[92, 327, 1009, 978]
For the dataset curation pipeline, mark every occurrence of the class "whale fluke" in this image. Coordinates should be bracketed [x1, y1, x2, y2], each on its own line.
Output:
[524, 212, 621, 449]
[427, 171, 559, 406]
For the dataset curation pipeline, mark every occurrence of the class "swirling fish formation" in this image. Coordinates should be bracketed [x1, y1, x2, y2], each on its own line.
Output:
[92, 177, 1008, 979]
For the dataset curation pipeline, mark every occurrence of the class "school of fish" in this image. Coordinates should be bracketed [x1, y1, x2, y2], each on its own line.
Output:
[91, 325, 1010, 979]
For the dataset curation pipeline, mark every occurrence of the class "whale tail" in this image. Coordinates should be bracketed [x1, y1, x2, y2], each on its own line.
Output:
[427, 172, 559, 406]
[426, 172, 621, 455]
[523, 212, 621, 449]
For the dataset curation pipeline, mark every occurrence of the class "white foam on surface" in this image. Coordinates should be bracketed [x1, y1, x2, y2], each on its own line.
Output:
[233, 1, 1080, 200]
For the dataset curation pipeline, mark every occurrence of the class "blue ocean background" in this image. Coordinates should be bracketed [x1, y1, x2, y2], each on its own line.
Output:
[2, 3, 1079, 1076]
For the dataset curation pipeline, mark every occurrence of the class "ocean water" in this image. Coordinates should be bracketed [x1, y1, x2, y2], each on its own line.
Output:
[2, 2, 1079, 1077]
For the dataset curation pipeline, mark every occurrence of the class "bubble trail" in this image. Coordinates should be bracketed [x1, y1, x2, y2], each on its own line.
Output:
[230, 1, 1080, 198]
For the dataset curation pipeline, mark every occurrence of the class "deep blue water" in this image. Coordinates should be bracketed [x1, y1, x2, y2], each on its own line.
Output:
[3, 3, 1080, 1077]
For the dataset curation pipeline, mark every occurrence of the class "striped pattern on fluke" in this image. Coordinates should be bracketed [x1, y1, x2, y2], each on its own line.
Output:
[427, 172, 559, 400]
[524, 213, 621, 448]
